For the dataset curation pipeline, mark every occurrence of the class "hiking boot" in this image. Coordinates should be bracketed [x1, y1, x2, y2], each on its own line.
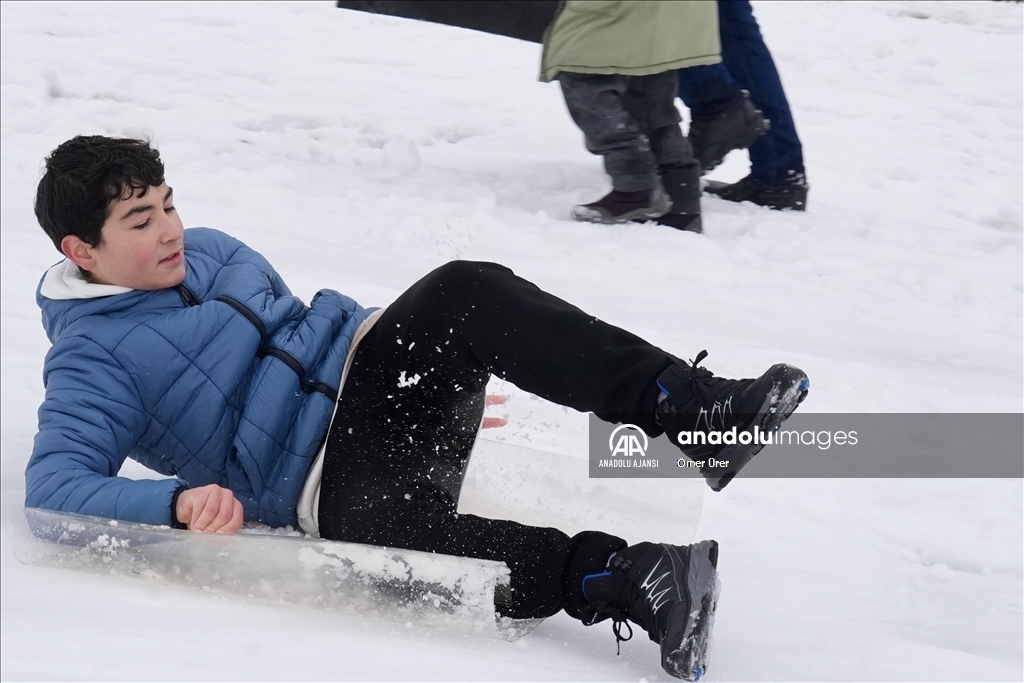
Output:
[657, 350, 809, 491]
[572, 184, 670, 224]
[688, 91, 769, 173]
[580, 541, 721, 680]
[704, 173, 809, 211]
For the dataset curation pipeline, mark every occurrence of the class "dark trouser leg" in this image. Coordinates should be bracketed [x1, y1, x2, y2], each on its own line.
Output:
[717, 0, 804, 182]
[319, 261, 678, 618]
[621, 71, 702, 215]
[676, 63, 745, 119]
[558, 72, 658, 192]
[341, 261, 677, 427]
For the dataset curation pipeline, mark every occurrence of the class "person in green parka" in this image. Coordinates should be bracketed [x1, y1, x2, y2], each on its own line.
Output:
[541, 0, 722, 233]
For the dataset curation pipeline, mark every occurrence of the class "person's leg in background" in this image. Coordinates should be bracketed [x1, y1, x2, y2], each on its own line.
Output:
[706, 0, 808, 210]
[677, 62, 769, 174]
[557, 72, 671, 224]
[623, 71, 704, 232]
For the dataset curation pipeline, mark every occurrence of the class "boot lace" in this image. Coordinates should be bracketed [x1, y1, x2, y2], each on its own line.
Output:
[611, 618, 633, 655]
[683, 350, 716, 411]
[660, 350, 735, 432]
[588, 556, 638, 656]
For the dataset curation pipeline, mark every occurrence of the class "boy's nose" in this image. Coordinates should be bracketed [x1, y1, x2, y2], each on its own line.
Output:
[160, 214, 183, 241]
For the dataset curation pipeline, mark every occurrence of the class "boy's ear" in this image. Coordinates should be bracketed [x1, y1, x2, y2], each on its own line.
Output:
[60, 235, 98, 272]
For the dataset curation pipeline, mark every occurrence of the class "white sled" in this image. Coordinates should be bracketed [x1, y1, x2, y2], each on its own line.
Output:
[13, 506, 542, 640]
[13, 439, 702, 641]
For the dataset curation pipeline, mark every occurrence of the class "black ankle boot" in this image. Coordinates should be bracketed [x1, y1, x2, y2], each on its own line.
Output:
[688, 91, 769, 173]
[705, 173, 809, 211]
[657, 350, 809, 491]
[579, 541, 721, 681]
[646, 167, 703, 233]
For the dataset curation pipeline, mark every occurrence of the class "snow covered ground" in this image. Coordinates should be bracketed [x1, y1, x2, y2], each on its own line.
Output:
[1, 1, 1021, 680]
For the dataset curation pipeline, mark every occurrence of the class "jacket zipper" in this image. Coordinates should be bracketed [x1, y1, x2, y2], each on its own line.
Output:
[266, 349, 339, 402]
[175, 283, 200, 306]
[215, 295, 267, 338]
[173, 285, 337, 401]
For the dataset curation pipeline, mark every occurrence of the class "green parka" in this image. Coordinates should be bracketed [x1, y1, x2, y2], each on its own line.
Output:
[540, 0, 722, 82]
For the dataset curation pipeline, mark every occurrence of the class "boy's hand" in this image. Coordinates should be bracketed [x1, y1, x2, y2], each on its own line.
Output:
[175, 484, 243, 533]
[483, 394, 508, 429]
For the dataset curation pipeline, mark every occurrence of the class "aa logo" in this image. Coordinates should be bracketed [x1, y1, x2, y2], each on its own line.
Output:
[608, 424, 649, 458]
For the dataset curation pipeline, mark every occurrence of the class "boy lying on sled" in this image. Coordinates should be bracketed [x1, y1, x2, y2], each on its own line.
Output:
[27, 135, 807, 680]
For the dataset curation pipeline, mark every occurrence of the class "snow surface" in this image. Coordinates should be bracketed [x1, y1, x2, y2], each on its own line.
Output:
[1, 1, 1022, 680]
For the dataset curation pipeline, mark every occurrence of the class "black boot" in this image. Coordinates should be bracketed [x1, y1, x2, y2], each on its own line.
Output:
[575, 540, 722, 681]
[705, 172, 809, 211]
[688, 91, 769, 173]
[657, 350, 809, 491]
[572, 184, 670, 224]
[653, 213, 703, 232]
[645, 166, 703, 233]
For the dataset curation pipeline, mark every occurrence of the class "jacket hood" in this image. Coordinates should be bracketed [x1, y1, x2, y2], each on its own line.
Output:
[37, 259, 160, 344]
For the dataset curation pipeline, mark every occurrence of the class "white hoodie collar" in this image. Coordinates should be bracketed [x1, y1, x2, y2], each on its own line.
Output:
[39, 259, 134, 300]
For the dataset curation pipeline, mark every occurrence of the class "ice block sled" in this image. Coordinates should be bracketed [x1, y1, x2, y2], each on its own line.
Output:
[13, 507, 542, 641]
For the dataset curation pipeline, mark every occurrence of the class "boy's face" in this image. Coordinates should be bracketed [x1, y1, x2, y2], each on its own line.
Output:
[66, 183, 186, 290]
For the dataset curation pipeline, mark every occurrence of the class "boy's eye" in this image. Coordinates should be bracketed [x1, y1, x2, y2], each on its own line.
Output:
[133, 219, 151, 230]
[165, 205, 176, 213]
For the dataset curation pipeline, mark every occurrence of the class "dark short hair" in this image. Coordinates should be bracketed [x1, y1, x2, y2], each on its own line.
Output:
[35, 135, 166, 252]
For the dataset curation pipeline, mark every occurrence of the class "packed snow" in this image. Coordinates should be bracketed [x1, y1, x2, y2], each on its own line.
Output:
[1, 1, 1021, 680]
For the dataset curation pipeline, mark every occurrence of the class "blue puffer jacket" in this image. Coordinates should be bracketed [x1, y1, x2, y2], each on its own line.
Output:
[26, 228, 374, 528]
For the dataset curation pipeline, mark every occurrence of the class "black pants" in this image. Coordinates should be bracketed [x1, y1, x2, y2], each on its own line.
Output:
[319, 262, 677, 618]
[558, 70, 702, 214]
